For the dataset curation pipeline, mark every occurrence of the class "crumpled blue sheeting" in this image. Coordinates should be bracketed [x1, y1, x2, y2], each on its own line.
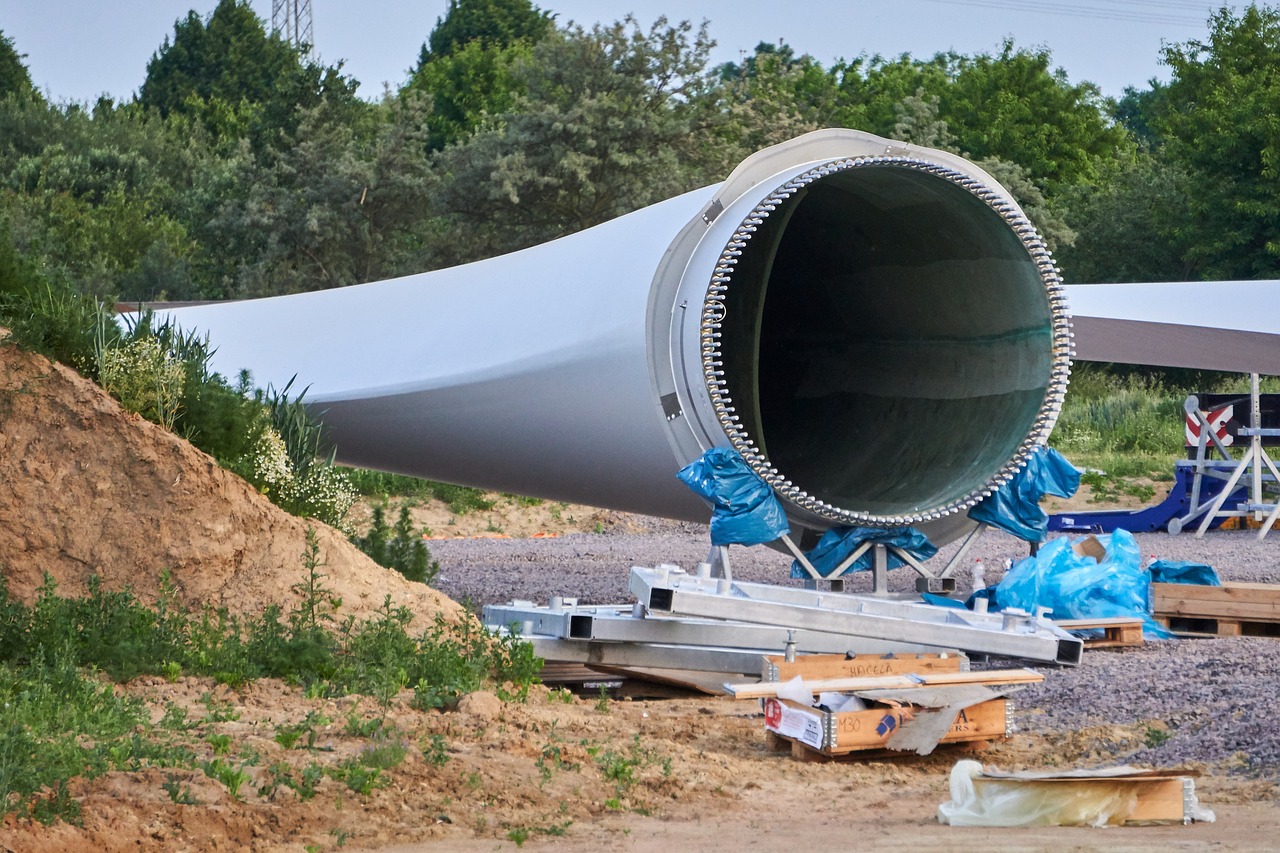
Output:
[676, 447, 790, 547]
[968, 447, 1081, 542]
[996, 528, 1171, 637]
[1150, 559, 1221, 586]
[789, 526, 938, 579]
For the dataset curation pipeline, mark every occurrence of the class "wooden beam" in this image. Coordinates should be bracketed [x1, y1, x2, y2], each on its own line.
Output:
[724, 668, 1043, 699]
[1153, 581, 1280, 622]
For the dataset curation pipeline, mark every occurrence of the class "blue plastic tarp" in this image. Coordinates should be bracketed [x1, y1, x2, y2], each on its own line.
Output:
[1150, 559, 1221, 586]
[789, 526, 938, 579]
[676, 447, 790, 547]
[968, 447, 1081, 542]
[995, 529, 1171, 637]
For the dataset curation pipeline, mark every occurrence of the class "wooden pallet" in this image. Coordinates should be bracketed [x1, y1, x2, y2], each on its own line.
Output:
[1155, 615, 1280, 638]
[763, 696, 1012, 759]
[765, 730, 993, 762]
[1054, 617, 1145, 648]
[1153, 581, 1280, 637]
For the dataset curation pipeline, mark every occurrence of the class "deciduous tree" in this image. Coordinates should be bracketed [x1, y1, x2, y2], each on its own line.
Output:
[1154, 3, 1280, 279]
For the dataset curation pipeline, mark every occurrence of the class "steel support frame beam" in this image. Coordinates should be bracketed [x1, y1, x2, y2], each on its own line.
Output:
[628, 566, 1082, 666]
[526, 637, 770, 675]
[482, 601, 942, 657]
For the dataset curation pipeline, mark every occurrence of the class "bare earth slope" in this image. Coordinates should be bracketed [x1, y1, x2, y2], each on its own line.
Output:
[0, 344, 461, 625]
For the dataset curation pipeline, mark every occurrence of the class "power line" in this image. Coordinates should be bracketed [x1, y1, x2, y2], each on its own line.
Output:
[918, 0, 1218, 28]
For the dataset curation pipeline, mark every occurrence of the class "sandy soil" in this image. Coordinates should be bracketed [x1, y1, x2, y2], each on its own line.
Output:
[3, 676, 1274, 853]
[1, 341, 1276, 851]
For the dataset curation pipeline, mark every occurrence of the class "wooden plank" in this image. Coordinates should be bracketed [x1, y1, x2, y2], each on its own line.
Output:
[763, 652, 965, 682]
[1052, 616, 1143, 629]
[1127, 779, 1193, 824]
[725, 668, 1043, 700]
[1152, 582, 1280, 622]
[1055, 617, 1145, 648]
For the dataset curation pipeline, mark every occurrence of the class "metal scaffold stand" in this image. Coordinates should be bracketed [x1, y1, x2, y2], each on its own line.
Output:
[1175, 373, 1280, 539]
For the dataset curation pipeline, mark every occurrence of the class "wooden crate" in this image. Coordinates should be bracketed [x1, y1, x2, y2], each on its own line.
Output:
[1153, 582, 1280, 637]
[1054, 617, 1145, 648]
[762, 695, 1011, 758]
[762, 651, 966, 682]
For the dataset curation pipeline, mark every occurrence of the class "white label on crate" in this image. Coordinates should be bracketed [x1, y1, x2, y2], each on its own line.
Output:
[763, 699, 825, 750]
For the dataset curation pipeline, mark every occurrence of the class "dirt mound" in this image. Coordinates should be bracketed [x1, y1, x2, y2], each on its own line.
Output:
[0, 344, 463, 626]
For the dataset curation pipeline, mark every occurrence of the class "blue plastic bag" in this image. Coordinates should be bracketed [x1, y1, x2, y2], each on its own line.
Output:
[789, 526, 937, 579]
[676, 447, 790, 547]
[968, 447, 1081, 542]
[995, 529, 1170, 637]
[1149, 559, 1221, 586]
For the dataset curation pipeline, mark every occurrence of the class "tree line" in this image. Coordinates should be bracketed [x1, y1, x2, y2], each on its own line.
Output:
[1, 0, 1279, 307]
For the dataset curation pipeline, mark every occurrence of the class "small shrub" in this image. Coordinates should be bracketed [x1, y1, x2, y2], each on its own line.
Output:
[358, 728, 408, 771]
[202, 758, 251, 800]
[329, 756, 387, 795]
[96, 334, 186, 430]
[422, 733, 450, 768]
[351, 505, 439, 585]
[162, 774, 199, 805]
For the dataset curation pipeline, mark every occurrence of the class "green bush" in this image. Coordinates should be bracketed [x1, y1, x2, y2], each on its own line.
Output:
[0, 224, 112, 377]
[352, 504, 440, 585]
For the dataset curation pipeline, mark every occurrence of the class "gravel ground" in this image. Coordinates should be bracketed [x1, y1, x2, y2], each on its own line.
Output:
[429, 520, 1280, 776]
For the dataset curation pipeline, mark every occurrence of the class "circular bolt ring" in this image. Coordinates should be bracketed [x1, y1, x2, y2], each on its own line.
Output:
[701, 156, 1072, 527]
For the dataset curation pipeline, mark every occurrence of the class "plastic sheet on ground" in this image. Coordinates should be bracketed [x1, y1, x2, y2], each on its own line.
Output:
[676, 447, 789, 547]
[968, 447, 1081, 542]
[995, 529, 1171, 637]
[1149, 559, 1221, 586]
[937, 760, 1215, 827]
[789, 526, 937, 579]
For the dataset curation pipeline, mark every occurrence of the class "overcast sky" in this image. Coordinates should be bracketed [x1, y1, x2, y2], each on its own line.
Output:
[1, 1, 1236, 104]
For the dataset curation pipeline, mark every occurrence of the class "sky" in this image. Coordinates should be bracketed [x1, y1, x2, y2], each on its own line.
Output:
[1, 1, 1238, 105]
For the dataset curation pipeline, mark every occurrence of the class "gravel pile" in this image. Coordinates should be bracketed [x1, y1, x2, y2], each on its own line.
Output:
[429, 521, 1280, 776]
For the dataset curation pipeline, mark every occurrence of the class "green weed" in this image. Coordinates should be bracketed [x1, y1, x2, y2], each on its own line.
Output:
[200, 692, 241, 723]
[329, 756, 387, 795]
[201, 758, 251, 800]
[1141, 721, 1173, 748]
[206, 733, 233, 755]
[163, 774, 199, 805]
[422, 733, 450, 768]
[357, 728, 408, 771]
[274, 710, 329, 750]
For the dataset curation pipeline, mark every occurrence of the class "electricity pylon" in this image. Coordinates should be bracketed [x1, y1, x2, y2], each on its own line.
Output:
[271, 0, 314, 53]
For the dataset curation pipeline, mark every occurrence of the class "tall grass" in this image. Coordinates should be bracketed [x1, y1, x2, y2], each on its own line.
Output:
[1049, 364, 1278, 480]
[343, 468, 496, 514]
